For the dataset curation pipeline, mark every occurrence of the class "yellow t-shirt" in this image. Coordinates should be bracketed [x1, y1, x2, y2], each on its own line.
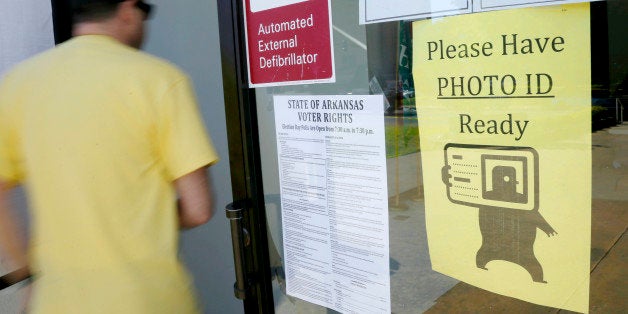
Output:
[0, 35, 218, 313]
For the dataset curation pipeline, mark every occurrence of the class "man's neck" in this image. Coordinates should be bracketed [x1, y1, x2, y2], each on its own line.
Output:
[73, 22, 125, 45]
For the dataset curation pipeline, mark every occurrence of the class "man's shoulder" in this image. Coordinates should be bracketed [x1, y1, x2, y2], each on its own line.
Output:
[121, 52, 196, 101]
[69, 35, 189, 81]
[0, 51, 58, 106]
[134, 50, 183, 74]
[1, 47, 56, 84]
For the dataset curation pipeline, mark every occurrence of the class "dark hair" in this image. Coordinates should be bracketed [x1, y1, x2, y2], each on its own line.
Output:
[71, 0, 124, 23]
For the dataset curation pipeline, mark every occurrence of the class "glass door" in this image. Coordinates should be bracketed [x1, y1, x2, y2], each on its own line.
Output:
[218, 0, 627, 313]
[250, 1, 458, 312]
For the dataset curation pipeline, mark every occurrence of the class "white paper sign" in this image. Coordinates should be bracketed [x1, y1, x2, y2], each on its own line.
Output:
[359, 0, 601, 24]
[360, 0, 471, 24]
[473, 0, 601, 12]
[274, 95, 390, 314]
[249, 0, 308, 12]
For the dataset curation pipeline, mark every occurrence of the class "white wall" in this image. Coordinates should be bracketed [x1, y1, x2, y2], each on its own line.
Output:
[0, 1, 53, 312]
[0, 0, 54, 79]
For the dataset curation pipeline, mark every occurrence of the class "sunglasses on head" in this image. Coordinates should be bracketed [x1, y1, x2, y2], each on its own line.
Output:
[113, 0, 153, 18]
[134, 0, 153, 19]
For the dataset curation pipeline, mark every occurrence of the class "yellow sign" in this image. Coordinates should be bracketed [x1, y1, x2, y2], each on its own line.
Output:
[413, 4, 591, 312]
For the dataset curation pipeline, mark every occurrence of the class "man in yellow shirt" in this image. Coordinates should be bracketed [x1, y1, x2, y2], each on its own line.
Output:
[0, 0, 219, 312]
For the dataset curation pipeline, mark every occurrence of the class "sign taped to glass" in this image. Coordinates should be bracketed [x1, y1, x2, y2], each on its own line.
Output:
[412, 4, 592, 312]
[360, 0, 602, 24]
[243, 0, 335, 87]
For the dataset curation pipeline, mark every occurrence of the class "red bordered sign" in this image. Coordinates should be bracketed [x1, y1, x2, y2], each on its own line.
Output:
[243, 0, 335, 87]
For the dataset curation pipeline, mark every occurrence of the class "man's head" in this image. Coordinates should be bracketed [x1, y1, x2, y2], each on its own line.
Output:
[71, 0, 153, 49]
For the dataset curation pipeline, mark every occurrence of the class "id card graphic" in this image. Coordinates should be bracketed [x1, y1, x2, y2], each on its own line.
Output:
[443, 144, 538, 211]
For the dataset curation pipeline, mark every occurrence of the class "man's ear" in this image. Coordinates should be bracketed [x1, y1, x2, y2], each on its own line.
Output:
[115, 0, 137, 24]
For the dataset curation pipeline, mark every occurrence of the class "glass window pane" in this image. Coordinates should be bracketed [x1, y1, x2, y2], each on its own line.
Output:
[254, 1, 627, 312]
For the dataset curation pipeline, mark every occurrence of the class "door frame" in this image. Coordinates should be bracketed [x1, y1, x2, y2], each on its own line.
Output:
[217, 0, 275, 312]
[50, 0, 72, 44]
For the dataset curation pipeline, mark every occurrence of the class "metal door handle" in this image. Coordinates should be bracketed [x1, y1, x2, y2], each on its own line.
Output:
[0, 268, 32, 290]
[226, 201, 250, 300]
